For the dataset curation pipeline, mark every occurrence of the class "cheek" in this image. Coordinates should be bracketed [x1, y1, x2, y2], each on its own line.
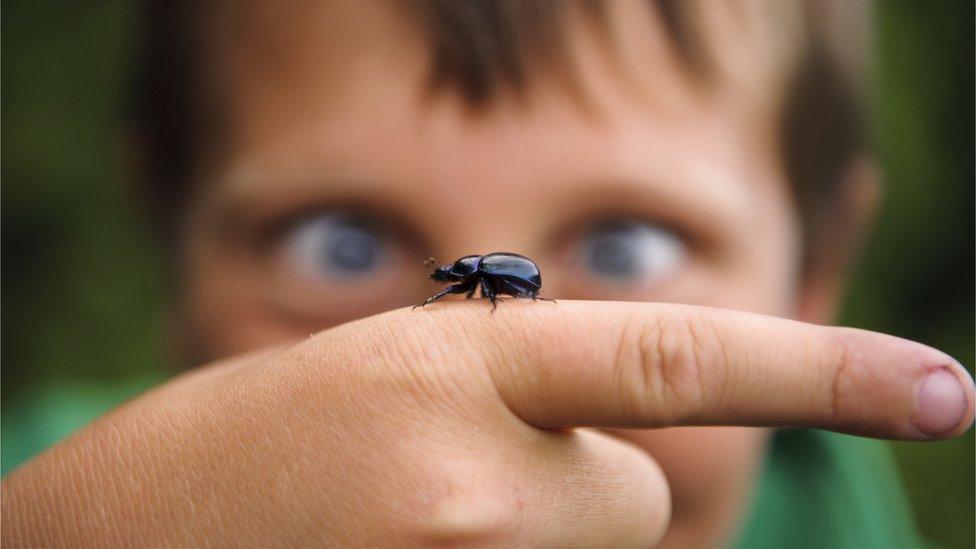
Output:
[669, 204, 800, 317]
[176, 224, 393, 366]
[176, 235, 294, 365]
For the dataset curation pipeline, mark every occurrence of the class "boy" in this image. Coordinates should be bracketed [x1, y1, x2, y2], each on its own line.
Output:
[3, 1, 973, 546]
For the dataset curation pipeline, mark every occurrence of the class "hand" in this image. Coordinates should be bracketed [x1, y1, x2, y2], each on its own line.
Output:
[3, 301, 973, 547]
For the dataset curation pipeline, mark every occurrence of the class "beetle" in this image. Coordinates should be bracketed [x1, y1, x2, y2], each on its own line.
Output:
[414, 252, 554, 311]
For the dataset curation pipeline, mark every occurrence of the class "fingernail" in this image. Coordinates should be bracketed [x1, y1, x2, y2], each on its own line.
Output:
[914, 368, 968, 437]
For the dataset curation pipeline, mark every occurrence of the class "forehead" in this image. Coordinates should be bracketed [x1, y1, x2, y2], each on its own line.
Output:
[204, 0, 792, 249]
[209, 0, 788, 149]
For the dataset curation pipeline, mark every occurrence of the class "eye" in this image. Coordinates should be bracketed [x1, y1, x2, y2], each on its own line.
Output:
[575, 219, 686, 283]
[281, 213, 388, 280]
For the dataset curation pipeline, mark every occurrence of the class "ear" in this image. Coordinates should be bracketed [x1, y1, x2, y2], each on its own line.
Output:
[794, 156, 881, 324]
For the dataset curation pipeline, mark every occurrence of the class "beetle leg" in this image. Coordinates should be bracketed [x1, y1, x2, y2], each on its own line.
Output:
[465, 285, 478, 299]
[531, 293, 557, 303]
[479, 278, 499, 312]
[413, 282, 473, 309]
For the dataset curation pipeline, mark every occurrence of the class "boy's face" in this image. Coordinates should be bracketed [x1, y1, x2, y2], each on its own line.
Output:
[180, 1, 826, 544]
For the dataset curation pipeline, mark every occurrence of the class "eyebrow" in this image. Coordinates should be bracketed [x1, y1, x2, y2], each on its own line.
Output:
[210, 154, 754, 257]
[546, 170, 753, 251]
[204, 165, 437, 251]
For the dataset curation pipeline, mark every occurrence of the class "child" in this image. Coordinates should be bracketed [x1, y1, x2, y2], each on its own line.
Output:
[3, 1, 973, 546]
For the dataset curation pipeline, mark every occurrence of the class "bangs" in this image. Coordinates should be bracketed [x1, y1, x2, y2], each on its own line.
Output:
[404, 0, 715, 105]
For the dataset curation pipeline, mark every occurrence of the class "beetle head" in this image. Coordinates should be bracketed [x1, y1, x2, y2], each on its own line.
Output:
[425, 257, 457, 281]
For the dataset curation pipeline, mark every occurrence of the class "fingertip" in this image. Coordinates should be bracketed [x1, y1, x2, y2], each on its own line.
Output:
[948, 363, 975, 434]
[912, 363, 975, 439]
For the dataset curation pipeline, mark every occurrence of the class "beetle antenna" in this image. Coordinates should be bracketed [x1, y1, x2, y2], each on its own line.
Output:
[423, 257, 437, 269]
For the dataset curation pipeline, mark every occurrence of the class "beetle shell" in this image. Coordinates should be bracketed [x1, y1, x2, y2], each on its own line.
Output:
[478, 253, 542, 289]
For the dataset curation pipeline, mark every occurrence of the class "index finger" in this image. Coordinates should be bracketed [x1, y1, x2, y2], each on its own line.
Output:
[414, 300, 975, 440]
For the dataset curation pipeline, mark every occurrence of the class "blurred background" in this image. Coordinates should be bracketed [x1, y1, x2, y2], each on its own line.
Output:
[2, 1, 973, 546]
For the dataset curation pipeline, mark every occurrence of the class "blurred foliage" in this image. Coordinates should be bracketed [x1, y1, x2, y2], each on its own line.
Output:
[1, 0, 973, 546]
[845, 2, 975, 548]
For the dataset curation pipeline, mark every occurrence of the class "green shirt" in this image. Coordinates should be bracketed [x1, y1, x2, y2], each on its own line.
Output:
[2, 380, 924, 547]
[737, 429, 924, 548]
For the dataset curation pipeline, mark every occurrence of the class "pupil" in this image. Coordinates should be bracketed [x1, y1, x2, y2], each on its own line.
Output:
[324, 221, 380, 273]
[588, 233, 637, 277]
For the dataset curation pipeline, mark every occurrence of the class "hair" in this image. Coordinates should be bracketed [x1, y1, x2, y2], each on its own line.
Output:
[131, 0, 870, 272]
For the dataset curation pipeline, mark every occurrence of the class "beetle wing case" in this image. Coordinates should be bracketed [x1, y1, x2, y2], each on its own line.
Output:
[478, 253, 542, 289]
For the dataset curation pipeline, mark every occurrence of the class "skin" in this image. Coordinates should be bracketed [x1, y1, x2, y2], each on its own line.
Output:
[3, 1, 974, 547]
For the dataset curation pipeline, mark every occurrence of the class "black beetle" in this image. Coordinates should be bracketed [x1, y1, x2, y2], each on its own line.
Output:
[414, 252, 554, 311]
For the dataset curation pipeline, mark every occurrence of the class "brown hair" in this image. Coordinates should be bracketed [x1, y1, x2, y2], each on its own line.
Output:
[131, 0, 870, 271]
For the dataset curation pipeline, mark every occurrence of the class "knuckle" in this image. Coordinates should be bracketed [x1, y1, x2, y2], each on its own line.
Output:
[299, 311, 471, 401]
[376, 309, 501, 412]
[574, 430, 671, 545]
[415, 465, 519, 545]
[822, 327, 869, 424]
[623, 307, 715, 422]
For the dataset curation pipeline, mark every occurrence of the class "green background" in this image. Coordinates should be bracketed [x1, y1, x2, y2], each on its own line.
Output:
[2, 2, 973, 547]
